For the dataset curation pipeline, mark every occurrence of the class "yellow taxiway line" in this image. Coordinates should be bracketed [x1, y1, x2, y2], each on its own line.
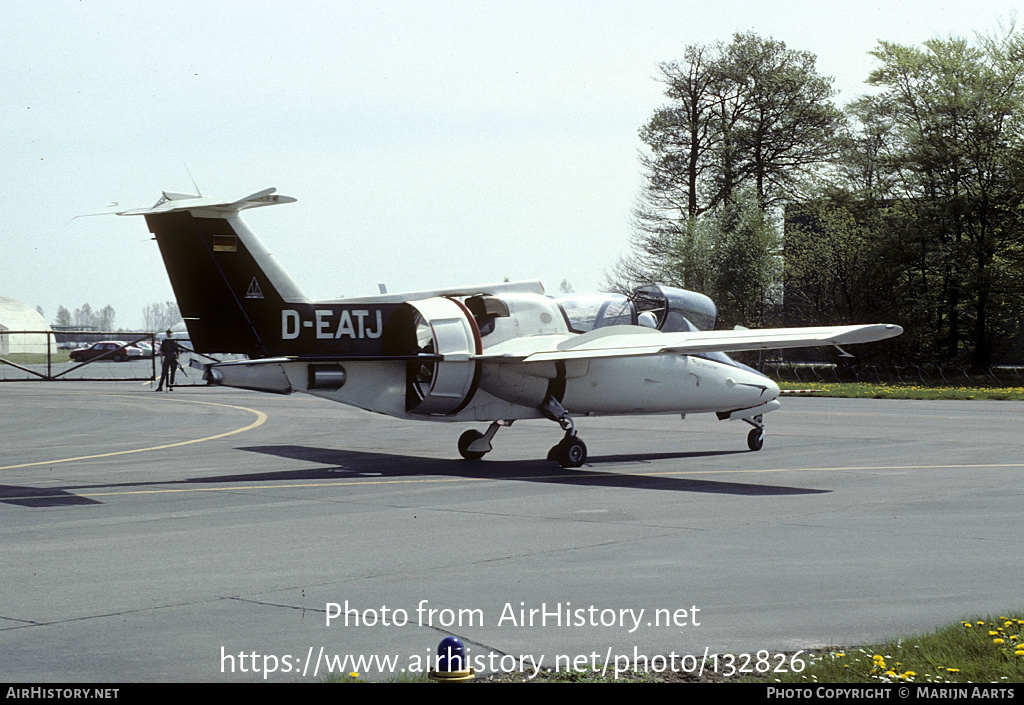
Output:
[0, 395, 267, 471]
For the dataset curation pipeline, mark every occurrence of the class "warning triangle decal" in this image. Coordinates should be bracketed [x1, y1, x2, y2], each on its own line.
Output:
[245, 278, 264, 299]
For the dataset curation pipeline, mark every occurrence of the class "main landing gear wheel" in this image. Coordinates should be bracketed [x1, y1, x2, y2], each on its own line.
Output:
[458, 429, 487, 460]
[747, 428, 765, 451]
[550, 436, 587, 468]
[538, 395, 587, 467]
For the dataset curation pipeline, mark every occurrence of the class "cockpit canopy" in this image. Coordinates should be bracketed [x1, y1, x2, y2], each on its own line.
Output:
[555, 293, 635, 333]
[554, 284, 718, 334]
[632, 284, 717, 332]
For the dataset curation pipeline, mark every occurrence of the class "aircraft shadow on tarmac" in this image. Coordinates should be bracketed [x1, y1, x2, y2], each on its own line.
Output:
[214, 444, 830, 497]
[0, 446, 829, 509]
[0, 485, 103, 509]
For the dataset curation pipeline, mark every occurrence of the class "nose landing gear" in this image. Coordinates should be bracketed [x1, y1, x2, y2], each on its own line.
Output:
[744, 415, 765, 451]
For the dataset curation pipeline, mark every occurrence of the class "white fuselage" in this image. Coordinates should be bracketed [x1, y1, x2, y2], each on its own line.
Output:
[286, 351, 779, 422]
[218, 292, 779, 423]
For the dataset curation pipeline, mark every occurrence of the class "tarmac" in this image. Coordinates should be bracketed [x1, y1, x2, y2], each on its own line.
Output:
[1, 381, 1021, 682]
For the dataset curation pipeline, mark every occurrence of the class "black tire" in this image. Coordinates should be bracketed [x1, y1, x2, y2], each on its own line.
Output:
[458, 429, 487, 460]
[747, 428, 765, 451]
[555, 437, 587, 468]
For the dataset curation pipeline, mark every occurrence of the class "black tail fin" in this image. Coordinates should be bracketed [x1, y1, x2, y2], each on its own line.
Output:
[122, 189, 308, 357]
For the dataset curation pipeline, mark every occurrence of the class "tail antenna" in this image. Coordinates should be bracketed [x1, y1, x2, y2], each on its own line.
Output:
[184, 163, 203, 198]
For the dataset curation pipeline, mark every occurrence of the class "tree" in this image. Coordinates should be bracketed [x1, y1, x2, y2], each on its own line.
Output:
[853, 27, 1024, 364]
[73, 303, 94, 329]
[96, 305, 115, 332]
[686, 188, 781, 328]
[717, 33, 846, 210]
[783, 194, 895, 327]
[618, 33, 844, 309]
[142, 302, 182, 332]
[614, 187, 780, 328]
[55, 306, 72, 327]
[634, 33, 843, 223]
[635, 44, 724, 224]
[60, 303, 117, 331]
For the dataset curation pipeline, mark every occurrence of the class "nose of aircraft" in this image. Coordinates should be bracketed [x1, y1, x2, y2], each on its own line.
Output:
[729, 369, 779, 405]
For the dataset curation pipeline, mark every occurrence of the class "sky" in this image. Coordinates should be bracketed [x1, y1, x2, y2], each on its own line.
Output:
[2, 0, 1020, 330]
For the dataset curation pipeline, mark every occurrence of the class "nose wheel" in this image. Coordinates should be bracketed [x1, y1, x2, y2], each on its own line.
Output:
[745, 415, 765, 451]
[747, 428, 765, 451]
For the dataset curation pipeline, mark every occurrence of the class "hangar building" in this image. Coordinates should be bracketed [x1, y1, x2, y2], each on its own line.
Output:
[0, 297, 51, 354]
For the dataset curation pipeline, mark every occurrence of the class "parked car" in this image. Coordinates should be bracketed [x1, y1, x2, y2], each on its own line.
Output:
[69, 341, 144, 363]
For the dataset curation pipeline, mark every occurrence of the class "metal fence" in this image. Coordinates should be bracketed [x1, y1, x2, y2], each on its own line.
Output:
[0, 330, 241, 386]
[0, 330, 157, 382]
[763, 361, 1024, 387]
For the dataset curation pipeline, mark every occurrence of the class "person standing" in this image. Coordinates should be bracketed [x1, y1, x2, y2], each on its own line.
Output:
[155, 330, 180, 392]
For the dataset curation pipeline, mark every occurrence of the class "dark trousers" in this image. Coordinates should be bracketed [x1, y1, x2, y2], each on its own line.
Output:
[157, 358, 177, 389]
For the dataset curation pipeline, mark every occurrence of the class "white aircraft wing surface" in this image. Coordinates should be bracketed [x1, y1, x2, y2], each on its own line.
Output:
[476, 324, 903, 363]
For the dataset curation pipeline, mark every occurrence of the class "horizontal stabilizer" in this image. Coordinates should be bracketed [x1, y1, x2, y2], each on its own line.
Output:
[117, 188, 296, 217]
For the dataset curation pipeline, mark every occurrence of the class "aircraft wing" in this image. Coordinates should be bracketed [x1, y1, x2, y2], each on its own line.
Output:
[476, 324, 903, 363]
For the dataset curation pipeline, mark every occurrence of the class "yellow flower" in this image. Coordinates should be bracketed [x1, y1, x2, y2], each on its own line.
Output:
[994, 639, 1005, 645]
[948, 668, 960, 673]
[349, 672, 359, 678]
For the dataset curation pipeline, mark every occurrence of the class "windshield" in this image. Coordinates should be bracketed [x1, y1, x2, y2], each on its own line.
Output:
[554, 294, 636, 333]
